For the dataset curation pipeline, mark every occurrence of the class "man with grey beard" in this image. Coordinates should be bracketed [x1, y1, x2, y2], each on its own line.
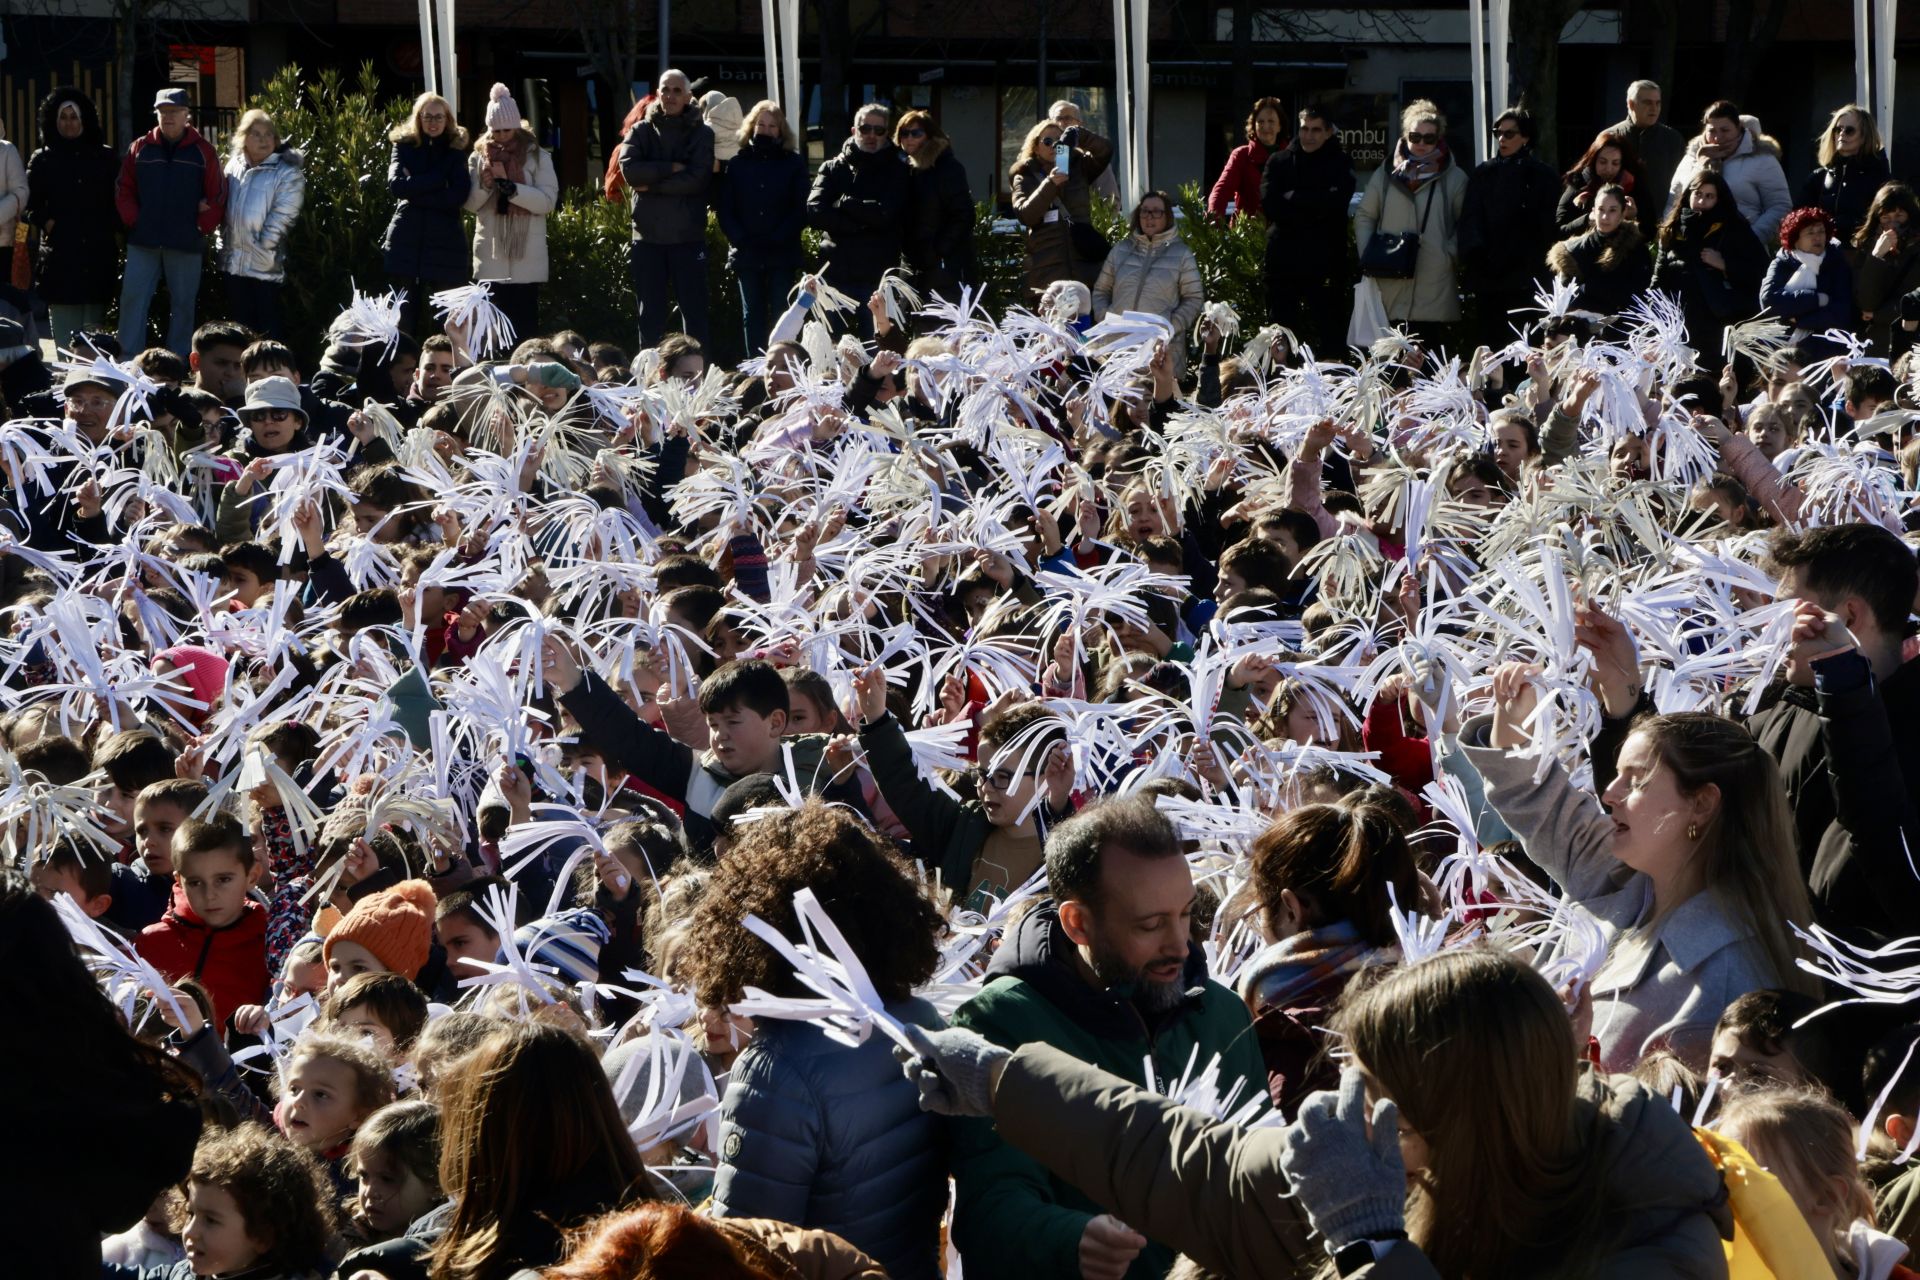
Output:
[946, 796, 1264, 1280]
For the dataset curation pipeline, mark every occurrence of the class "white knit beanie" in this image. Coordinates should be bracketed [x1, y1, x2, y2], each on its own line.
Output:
[484, 82, 523, 132]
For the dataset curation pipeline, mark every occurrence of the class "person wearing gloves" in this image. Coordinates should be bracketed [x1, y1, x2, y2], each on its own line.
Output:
[946, 796, 1264, 1280]
[1091, 190, 1203, 378]
[218, 108, 305, 341]
[1760, 206, 1854, 350]
[806, 103, 911, 338]
[1666, 100, 1792, 246]
[382, 91, 472, 335]
[718, 100, 809, 354]
[465, 83, 558, 343]
[896, 946, 1734, 1279]
[617, 69, 715, 347]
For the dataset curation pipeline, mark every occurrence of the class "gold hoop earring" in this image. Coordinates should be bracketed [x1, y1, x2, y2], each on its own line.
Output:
[1687, 823, 1699, 841]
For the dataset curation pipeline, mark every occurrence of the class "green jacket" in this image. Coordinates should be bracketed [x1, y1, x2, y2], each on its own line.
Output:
[858, 711, 1071, 912]
[950, 905, 1264, 1279]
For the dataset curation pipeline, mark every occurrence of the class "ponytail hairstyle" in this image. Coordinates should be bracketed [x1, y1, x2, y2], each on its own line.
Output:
[1628, 712, 1817, 997]
[1248, 804, 1417, 947]
[1717, 1084, 1876, 1259]
[1335, 947, 1615, 1276]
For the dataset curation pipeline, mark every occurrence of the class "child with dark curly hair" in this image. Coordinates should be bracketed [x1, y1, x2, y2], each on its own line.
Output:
[103, 1122, 337, 1279]
[682, 799, 948, 1280]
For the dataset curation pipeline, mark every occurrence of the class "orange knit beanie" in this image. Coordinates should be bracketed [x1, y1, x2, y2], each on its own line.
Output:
[324, 879, 438, 980]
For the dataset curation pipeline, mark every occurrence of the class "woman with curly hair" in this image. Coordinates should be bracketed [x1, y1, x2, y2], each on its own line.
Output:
[684, 799, 947, 1280]
[1762, 205, 1854, 352]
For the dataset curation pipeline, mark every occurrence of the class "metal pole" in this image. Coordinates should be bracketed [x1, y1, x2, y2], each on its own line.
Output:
[1129, 0, 1148, 207]
[1855, 0, 1871, 111]
[437, 0, 458, 113]
[1877, 0, 1896, 164]
[780, 0, 801, 146]
[659, 0, 670, 78]
[1111, 0, 1131, 208]
[1490, 0, 1510, 126]
[417, 0, 438, 96]
[1037, 0, 1049, 127]
[1468, 0, 1487, 164]
[761, 0, 780, 109]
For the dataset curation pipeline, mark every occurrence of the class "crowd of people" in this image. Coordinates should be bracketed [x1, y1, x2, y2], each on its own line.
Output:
[9, 58, 1920, 1280]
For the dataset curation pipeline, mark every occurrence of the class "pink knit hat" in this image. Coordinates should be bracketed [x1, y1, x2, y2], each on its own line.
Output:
[484, 82, 523, 132]
[153, 645, 230, 721]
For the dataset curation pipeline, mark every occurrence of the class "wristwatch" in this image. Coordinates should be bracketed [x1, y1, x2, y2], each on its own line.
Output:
[1333, 1234, 1408, 1277]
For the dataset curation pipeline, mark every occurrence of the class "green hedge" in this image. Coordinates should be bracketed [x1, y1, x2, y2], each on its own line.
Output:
[205, 70, 1283, 362]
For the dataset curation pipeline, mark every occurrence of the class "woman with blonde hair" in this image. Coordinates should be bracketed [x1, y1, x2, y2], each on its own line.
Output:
[464, 83, 558, 342]
[1801, 103, 1890, 242]
[1354, 99, 1469, 342]
[218, 107, 305, 340]
[382, 91, 472, 334]
[896, 109, 974, 299]
[897, 945, 1733, 1277]
[716, 99, 809, 353]
[1010, 113, 1114, 299]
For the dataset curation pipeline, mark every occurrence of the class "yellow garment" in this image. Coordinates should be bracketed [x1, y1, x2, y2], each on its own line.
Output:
[1694, 1127, 1833, 1279]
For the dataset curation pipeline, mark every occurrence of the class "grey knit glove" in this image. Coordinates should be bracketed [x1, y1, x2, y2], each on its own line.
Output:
[893, 1023, 1010, 1118]
[1276, 1067, 1407, 1252]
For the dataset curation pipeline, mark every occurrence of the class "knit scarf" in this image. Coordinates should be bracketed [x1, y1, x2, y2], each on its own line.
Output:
[1390, 136, 1450, 191]
[478, 129, 533, 265]
[1783, 248, 1824, 293]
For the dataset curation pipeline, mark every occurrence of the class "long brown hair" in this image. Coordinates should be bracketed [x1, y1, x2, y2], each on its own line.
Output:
[430, 1023, 648, 1280]
[1628, 712, 1816, 997]
[1249, 804, 1416, 947]
[1853, 180, 1920, 251]
[1337, 947, 1615, 1277]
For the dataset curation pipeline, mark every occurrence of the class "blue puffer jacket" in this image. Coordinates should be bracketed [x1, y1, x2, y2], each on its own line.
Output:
[382, 136, 473, 281]
[717, 139, 810, 271]
[711, 995, 948, 1280]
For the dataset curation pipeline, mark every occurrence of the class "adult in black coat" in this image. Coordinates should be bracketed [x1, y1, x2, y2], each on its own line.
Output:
[1800, 104, 1893, 244]
[1547, 186, 1652, 324]
[1651, 168, 1767, 369]
[807, 105, 911, 337]
[897, 110, 975, 302]
[1260, 106, 1355, 355]
[1457, 109, 1562, 352]
[380, 93, 473, 335]
[716, 100, 811, 354]
[25, 87, 122, 347]
[0, 870, 202, 1279]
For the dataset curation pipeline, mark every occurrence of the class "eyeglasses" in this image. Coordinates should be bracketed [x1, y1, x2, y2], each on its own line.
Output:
[899, 127, 926, 138]
[857, 124, 888, 136]
[1493, 128, 1521, 140]
[1139, 206, 1170, 219]
[1835, 124, 1859, 136]
[1408, 131, 1440, 146]
[970, 766, 1020, 791]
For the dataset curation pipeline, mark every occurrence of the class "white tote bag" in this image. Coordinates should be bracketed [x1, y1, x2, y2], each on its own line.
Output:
[1347, 277, 1390, 352]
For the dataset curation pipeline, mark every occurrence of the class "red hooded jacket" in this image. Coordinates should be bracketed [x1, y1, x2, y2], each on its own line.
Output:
[134, 882, 268, 1030]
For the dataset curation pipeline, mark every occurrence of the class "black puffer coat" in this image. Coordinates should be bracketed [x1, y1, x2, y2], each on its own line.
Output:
[25, 87, 121, 305]
[381, 134, 473, 281]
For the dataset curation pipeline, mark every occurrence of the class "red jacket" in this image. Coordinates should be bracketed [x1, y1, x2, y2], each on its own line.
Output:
[115, 125, 225, 250]
[134, 883, 268, 1030]
[1207, 140, 1272, 219]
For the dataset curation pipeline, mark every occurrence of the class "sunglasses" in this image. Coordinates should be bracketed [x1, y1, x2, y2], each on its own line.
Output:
[1493, 128, 1521, 140]
[247, 409, 297, 423]
[1408, 131, 1440, 146]
[857, 124, 888, 136]
[1835, 124, 1859, 136]
[899, 127, 925, 138]
[1041, 136, 1060, 148]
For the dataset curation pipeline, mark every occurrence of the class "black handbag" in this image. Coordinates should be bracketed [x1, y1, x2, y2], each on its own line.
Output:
[1360, 180, 1437, 280]
[1069, 218, 1111, 263]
